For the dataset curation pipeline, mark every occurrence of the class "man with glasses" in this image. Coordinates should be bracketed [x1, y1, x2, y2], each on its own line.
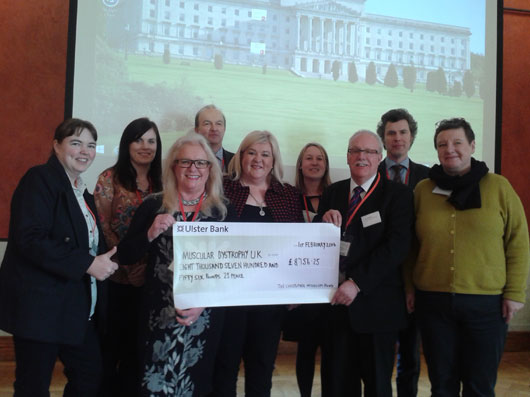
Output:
[194, 104, 234, 172]
[316, 130, 414, 397]
[376, 109, 429, 397]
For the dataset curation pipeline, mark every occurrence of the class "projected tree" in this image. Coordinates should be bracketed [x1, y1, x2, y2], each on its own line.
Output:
[366, 62, 377, 85]
[450, 81, 462, 97]
[436, 67, 448, 95]
[384, 64, 398, 87]
[214, 54, 223, 70]
[332, 61, 341, 81]
[403, 63, 417, 92]
[426, 71, 436, 92]
[463, 70, 476, 98]
[348, 62, 358, 83]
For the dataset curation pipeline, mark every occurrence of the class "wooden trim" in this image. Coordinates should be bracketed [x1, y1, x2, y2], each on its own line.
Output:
[0, 335, 14, 362]
[1, 331, 529, 361]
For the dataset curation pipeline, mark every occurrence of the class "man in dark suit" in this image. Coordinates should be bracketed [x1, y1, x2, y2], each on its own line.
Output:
[317, 130, 414, 397]
[195, 104, 234, 172]
[376, 109, 429, 397]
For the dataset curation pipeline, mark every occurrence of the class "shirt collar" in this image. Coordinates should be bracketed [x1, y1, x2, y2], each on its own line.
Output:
[384, 156, 410, 170]
[71, 175, 86, 192]
[350, 173, 377, 194]
[215, 147, 223, 162]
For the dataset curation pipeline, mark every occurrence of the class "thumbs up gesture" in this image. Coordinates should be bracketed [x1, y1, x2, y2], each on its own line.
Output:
[87, 246, 119, 281]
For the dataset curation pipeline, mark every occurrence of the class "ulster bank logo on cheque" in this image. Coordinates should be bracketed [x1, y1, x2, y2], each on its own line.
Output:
[176, 224, 229, 233]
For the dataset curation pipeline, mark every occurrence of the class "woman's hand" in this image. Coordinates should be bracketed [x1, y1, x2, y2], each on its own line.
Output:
[147, 214, 176, 242]
[502, 298, 524, 323]
[86, 246, 119, 281]
[322, 209, 342, 227]
[176, 307, 205, 326]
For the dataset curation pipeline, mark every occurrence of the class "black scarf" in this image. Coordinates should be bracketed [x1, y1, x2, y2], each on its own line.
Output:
[428, 158, 489, 210]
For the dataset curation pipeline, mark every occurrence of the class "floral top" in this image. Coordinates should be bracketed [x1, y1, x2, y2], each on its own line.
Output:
[94, 168, 151, 286]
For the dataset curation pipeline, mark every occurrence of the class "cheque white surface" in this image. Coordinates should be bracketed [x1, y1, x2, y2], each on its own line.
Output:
[172, 222, 340, 309]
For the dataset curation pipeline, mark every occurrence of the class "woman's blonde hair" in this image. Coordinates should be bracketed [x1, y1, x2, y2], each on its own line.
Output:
[295, 142, 331, 194]
[227, 130, 284, 184]
[160, 132, 227, 219]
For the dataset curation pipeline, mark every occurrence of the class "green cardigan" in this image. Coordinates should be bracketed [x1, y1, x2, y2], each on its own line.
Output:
[409, 173, 529, 303]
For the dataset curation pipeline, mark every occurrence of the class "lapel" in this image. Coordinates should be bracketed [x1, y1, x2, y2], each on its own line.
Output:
[49, 155, 89, 250]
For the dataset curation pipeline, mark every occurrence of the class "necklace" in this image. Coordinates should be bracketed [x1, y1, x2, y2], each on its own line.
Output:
[247, 190, 266, 216]
[181, 194, 206, 206]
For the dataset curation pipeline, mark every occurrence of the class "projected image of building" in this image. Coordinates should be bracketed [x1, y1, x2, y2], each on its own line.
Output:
[104, 0, 471, 84]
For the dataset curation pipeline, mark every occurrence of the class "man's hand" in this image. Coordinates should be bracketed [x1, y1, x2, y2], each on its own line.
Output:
[331, 279, 359, 306]
[322, 210, 342, 227]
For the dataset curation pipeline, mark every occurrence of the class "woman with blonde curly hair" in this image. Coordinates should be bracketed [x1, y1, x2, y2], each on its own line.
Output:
[118, 132, 234, 396]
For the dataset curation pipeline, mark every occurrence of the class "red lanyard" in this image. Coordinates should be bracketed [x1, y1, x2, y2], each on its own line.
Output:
[385, 165, 410, 185]
[178, 193, 205, 222]
[135, 184, 152, 204]
[344, 173, 380, 230]
[302, 195, 311, 223]
[303, 195, 319, 223]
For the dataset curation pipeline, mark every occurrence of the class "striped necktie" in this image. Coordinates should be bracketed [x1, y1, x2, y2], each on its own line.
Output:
[391, 164, 404, 184]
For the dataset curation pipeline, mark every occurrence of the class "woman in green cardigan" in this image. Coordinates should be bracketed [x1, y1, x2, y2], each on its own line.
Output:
[408, 118, 529, 397]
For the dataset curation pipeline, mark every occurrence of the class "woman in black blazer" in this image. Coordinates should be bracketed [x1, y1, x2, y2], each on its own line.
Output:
[0, 118, 118, 397]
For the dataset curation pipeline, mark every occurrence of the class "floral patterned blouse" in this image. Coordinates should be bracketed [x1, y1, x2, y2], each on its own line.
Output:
[94, 168, 151, 286]
[118, 195, 230, 396]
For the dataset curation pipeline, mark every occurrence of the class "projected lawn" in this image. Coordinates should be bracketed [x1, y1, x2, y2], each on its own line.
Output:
[125, 55, 483, 167]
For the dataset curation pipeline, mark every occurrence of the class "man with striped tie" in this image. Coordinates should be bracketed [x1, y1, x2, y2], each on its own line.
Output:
[316, 130, 414, 397]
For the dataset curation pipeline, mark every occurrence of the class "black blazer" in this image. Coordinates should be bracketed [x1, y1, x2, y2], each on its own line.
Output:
[377, 158, 430, 190]
[222, 148, 234, 173]
[0, 155, 107, 344]
[317, 173, 414, 333]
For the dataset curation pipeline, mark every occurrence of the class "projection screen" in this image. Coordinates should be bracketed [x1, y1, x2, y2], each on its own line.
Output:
[70, 0, 500, 188]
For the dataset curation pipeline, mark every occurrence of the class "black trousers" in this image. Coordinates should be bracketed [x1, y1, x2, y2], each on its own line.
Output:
[293, 304, 330, 397]
[321, 306, 397, 397]
[99, 282, 142, 397]
[396, 313, 421, 397]
[13, 320, 102, 397]
[210, 305, 285, 397]
[416, 291, 508, 397]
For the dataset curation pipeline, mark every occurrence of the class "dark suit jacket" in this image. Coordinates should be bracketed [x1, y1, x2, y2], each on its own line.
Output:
[377, 158, 430, 190]
[317, 173, 414, 333]
[0, 155, 107, 345]
[222, 148, 235, 172]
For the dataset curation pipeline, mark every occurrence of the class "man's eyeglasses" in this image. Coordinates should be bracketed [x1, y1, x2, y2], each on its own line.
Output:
[347, 148, 379, 155]
[174, 159, 211, 169]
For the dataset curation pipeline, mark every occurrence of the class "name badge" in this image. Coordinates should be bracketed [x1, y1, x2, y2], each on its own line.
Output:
[340, 240, 351, 257]
[361, 211, 381, 228]
[433, 186, 452, 196]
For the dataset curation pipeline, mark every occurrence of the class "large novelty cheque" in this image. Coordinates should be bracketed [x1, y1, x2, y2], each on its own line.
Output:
[172, 222, 340, 309]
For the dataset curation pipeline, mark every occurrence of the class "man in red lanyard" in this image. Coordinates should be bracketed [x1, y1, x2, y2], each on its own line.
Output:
[316, 130, 414, 397]
[194, 104, 234, 173]
[376, 108, 429, 397]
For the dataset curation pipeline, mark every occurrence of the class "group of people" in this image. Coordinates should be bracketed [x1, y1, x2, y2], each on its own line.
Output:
[0, 105, 528, 397]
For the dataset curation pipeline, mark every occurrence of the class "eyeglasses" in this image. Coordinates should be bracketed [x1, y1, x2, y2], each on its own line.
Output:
[174, 159, 211, 169]
[347, 148, 379, 155]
